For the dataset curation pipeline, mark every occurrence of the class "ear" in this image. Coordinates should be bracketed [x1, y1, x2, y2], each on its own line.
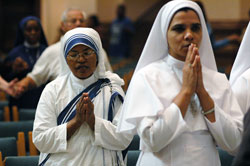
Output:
[61, 22, 66, 34]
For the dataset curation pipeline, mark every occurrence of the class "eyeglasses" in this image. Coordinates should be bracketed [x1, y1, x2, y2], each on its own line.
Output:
[67, 49, 95, 60]
[66, 18, 85, 25]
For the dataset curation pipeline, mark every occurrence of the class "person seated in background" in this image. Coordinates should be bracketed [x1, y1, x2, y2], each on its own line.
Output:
[2, 16, 48, 108]
[15, 8, 112, 98]
[117, 0, 243, 165]
[33, 27, 132, 166]
[87, 14, 113, 71]
[195, 1, 240, 50]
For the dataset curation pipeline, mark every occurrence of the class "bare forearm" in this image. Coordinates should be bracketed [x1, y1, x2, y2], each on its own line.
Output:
[23, 76, 37, 90]
[173, 89, 192, 117]
[0, 76, 8, 91]
[197, 89, 215, 122]
[67, 118, 83, 140]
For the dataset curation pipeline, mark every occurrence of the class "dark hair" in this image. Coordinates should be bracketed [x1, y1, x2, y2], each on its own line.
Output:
[174, 7, 200, 20]
[89, 15, 100, 28]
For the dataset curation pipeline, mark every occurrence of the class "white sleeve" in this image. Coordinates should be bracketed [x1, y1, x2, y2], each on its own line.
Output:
[232, 76, 250, 114]
[27, 46, 60, 87]
[93, 98, 133, 150]
[205, 88, 243, 154]
[137, 103, 188, 152]
[32, 84, 67, 153]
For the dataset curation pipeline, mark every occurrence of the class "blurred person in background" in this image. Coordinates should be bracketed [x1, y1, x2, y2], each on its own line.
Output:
[109, 4, 135, 59]
[2, 16, 48, 108]
[195, 1, 240, 50]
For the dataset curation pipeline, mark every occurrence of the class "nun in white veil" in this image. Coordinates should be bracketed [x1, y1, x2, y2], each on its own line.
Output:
[117, 0, 243, 166]
[33, 27, 132, 166]
[230, 22, 250, 114]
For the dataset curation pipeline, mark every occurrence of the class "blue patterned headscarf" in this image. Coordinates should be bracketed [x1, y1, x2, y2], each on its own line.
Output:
[63, 33, 99, 59]
[62, 27, 106, 77]
[14, 16, 48, 47]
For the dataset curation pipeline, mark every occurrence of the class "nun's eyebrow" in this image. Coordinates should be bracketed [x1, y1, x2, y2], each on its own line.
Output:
[70, 46, 91, 52]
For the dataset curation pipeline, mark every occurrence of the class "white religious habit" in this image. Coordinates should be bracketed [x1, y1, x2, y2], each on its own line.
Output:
[33, 28, 132, 166]
[117, 1, 243, 166]
[230, 22, 250, 114]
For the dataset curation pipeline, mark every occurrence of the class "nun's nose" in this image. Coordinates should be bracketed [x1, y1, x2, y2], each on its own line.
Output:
[184, 29, 194, 41]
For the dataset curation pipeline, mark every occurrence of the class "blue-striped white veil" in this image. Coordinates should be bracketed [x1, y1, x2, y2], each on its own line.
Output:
[62, 27, 106, 77]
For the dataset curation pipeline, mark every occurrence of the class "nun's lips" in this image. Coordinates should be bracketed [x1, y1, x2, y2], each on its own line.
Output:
[75, 65, 89, 70]
[182, 43, 192, 48]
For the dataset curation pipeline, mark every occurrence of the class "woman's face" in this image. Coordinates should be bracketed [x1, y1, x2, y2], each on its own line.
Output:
[167, 9, 202, 61]
[66, 44, 97, 79]
[24, 20, 41, 45]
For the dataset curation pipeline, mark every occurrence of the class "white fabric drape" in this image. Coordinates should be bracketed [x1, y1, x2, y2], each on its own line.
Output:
[117, 0, 243, 165]
[229, 22, 250, 114]
[230, 22, 250, 86]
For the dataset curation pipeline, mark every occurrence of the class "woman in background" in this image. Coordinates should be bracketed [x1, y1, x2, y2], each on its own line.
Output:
[3, 16, 48, 108]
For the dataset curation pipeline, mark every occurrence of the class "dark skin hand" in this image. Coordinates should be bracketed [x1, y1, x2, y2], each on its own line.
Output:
[173, 44, 215, 122]
[67, 93, 95, 140]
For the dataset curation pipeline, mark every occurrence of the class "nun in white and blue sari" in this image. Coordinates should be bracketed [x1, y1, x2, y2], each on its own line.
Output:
[33, 27, 132, 166]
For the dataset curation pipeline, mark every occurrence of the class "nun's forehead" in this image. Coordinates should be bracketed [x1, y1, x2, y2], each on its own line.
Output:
[170, 7, 201, 25]
[70, 43, 92, 50]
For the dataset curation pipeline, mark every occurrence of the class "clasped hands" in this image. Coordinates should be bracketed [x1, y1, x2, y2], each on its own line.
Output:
[75, 93, 95, 131]
[182, 43, 206, 96]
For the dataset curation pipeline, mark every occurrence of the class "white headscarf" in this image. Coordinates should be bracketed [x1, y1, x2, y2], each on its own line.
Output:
[230, 22, 250, 85]
[134, 0, 217, 73]
[117, 0, 217, 134]
[62, 27, 106, 78]
[62, 27, 124, 91]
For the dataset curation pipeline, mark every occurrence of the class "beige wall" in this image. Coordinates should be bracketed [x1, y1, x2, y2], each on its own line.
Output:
[200, 0, 250, 21]
[41, 0, 97, 44]
[97, 0, 123, 23]
[41, 0, 250, 44]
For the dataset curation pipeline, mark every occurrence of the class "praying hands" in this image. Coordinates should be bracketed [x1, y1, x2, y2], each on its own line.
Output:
[76, 93, 95, 131]
[183, 43, 215, 122]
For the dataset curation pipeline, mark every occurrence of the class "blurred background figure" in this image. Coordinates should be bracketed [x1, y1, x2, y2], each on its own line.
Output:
[195, 1, 241, 50]
[87, 15, 105, 41]
[14, 8, 87, 98]
[3, 16, 47, 81]
[2, 16, 48, 109]
[109, 4, 135, 59]
[87, 14, 113, 71]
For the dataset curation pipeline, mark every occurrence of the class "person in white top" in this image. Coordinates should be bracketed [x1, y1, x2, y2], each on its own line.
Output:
[117, 0, 243, 166]
[15, 7, 112, 97]
[230, 22, 250, 114]
[33, 28, 132, 166]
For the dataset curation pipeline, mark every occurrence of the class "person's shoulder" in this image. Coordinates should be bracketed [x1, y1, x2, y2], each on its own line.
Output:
[8, 45, 25, 59]
[140, 59, 167, 73]
[39, 41, 61, 58]
[9, 45, 24, 53]
[240, 69, 250, 81]
[42, 41, 61, 53]
[44, 74, 68, 90]
[40, 44, 48, 51]
[135, 59, 172, 82]
[203, 66, 231, 90]
[124, 17, 132, 22]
